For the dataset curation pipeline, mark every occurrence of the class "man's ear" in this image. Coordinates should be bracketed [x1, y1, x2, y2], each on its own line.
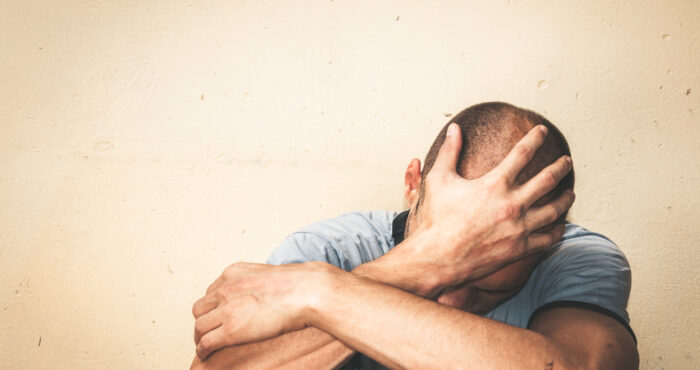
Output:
[404, 158, 422, 205]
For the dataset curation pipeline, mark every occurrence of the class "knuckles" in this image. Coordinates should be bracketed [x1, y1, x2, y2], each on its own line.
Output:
[483, 173, 503, 190]
[546, 206, 560, 223]
[221, 321, 237, 337]
[198, 336, 212, 356]
[194, 319, 206, 339]
[192, 300, 209, 318]
[215, 284, 236, 301]
[223, 262, 244, 277]
[508, 225, 527, 246]
[223, 261, 255, 276]
[541, 170, 558, 189]
[497, 201, 526, 222]
[514, 142, 534, 160]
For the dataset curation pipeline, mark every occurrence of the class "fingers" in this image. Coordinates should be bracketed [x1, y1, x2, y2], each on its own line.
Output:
[206, 275, 224, 295]
[205, 262, 258, 295]
[494, 125, 548, 183]
[192, 293, 220, 318]
[194, 307, 225, 344]
[526, 223, 566, 253]
[524, 190, 575, 232]
[429, 123, 463, 176]
[518, 155, 573, 207]
[196, 326, 228, 360]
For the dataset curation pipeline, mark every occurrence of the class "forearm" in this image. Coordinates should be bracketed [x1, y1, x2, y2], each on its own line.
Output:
[192, 326, 352, 370]
[193, 252, 435, 369]
[308, 270, 579, 370]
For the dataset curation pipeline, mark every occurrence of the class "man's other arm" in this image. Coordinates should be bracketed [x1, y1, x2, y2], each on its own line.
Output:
[307, 267, 638, 369]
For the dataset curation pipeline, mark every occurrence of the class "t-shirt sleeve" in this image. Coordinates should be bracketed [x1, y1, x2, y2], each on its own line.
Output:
[528, 233, 633, 334]
[266, 232, 343, 268]
[265, 210, 396, 271]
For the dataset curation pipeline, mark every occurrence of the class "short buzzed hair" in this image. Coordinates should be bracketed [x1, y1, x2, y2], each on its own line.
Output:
[418, 102, 575, 222]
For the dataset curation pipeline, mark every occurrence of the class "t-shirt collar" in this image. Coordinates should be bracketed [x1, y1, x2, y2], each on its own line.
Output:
[392, 210, 409, 245]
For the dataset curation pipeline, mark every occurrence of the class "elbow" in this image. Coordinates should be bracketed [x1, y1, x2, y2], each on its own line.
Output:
[543, 336, 639, 370]
[590, 347, 639, 370]
[575, 345, 639, 370]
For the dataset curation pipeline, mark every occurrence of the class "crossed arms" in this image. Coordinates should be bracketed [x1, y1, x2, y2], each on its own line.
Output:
[191, 124, 639, 369]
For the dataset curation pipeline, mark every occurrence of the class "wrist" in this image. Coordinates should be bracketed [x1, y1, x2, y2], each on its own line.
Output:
[297, 261, 341, 326]
[358, 230, 454, 298]
[399, 229, 456, 296]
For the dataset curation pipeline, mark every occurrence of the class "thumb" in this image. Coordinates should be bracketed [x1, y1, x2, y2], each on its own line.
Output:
[430, 123, 462, 175]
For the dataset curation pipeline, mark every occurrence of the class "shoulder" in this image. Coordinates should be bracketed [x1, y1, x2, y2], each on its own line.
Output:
[526, 223, 633, 327]
[550, 224, 627, 259]
[267, 210, 397, 270]
[526, 227, 639, 364]
[537, 224, 631, 285]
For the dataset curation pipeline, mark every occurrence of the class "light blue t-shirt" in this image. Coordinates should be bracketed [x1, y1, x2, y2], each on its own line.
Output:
[267, 210, 634, 367]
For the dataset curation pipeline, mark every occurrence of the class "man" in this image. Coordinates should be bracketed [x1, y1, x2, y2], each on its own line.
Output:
[191, 102, 638, 369]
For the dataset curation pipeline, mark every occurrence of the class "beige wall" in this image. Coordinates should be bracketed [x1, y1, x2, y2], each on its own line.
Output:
[1, 1, 698, 368]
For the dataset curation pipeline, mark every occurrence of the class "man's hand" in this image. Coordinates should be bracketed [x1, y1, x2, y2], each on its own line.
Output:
[191, 262, 330, 359]
[401, 123, 575, 291]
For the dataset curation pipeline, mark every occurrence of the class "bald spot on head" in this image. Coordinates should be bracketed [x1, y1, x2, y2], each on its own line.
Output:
[420, 102, 574, 218]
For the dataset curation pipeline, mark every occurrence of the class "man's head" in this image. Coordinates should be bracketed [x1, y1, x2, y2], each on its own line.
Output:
[402, 102, 574, 313]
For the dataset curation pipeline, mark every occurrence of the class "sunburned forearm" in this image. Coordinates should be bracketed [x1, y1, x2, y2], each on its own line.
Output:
[308, 272, 578, 370]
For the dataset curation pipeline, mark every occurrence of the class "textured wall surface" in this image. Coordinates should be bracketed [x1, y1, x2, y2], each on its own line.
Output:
[1, 1, 698, 369]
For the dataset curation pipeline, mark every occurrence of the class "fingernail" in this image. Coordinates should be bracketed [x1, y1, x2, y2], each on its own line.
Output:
[539, 125, 548, 134]
[447, 123, 457, 137]
[566, 156, 573, 165]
